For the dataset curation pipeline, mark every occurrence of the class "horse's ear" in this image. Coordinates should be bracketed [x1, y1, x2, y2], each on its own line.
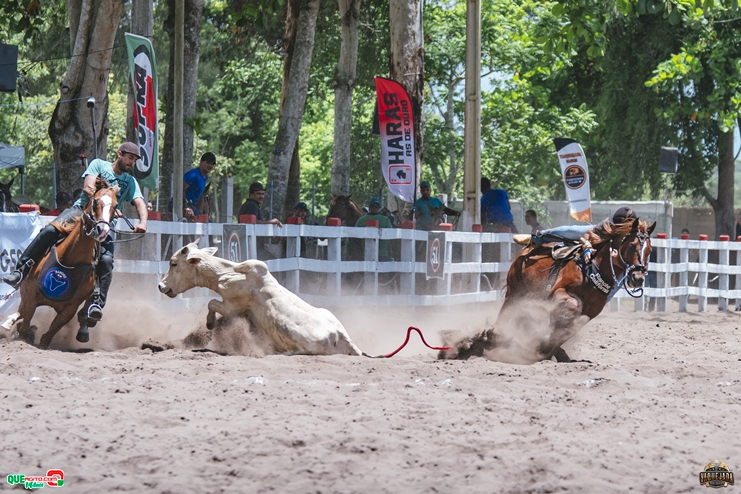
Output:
[347, 193, 352, 199]
[631, 218, 640, 230]
[647, 221, 657, 235]
[332, 194, 338, 200]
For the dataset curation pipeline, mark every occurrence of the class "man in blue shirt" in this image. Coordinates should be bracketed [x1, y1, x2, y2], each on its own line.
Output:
[413, 181, 460, 231]
[480, 177, 516, 232]
[3, 142, 148, 323]
[183, 152, 215, 220]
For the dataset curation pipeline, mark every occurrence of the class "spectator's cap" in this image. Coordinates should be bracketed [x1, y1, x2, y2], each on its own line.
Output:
[200, 152, 216, 164]
[420, 181, 431, 189]
[56, 191, 72, 205]
[368, 197, 381, 207]
[294, 202, 307, 211]
[117, 142, 141, 158]
[249, 182, 265, 194]
[612, 207, 638, 224]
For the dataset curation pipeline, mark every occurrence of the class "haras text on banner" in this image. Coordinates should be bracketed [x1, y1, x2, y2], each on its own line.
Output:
[553, 138, 591, 223]
[125, 33, 158, 190]
[374, 77, 415, 203]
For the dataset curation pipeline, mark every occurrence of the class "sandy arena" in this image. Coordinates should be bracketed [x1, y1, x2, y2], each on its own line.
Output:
[1, 282, 740, 492]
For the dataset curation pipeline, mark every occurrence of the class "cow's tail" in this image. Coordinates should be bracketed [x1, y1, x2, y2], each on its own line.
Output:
[363, 326, 451, 358]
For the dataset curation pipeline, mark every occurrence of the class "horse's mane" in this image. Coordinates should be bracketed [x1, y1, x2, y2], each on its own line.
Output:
[587, 217, 650, 247]
[95, 176, 112, 192]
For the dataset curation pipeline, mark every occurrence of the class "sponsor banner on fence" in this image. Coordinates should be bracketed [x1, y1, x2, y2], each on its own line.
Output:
[0, 213, 42, 316]
[375, 77, 415, 203]
[222, 225, 247, 263]
[125, 32, 159, 190]
[426, 231, 446, 280]
[553, 138, 591, 223]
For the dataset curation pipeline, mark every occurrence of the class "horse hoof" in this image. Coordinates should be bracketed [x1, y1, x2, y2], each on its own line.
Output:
[76, 326, 90, 343]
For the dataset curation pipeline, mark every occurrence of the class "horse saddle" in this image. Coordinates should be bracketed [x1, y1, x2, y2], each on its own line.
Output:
[551, 242, 583, 261]
[37, 245, 95, 302]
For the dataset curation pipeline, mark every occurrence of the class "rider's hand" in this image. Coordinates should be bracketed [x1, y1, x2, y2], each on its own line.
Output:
[269, 218, 283, 228]
[134, 224, 147, 234]
[184, 207, 194, 219]
[113, 209, 122, 218]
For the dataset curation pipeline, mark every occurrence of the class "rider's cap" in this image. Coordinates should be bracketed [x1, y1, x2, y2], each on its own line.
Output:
[368, 197, 381, 207]
[117, 142, 141, 158]
[200, 152, 216, 164]
[420, 181, 431, 189]
[249, 182, 265, 194]
[612, 207, 637, 224]
[294, 202, 307, 210]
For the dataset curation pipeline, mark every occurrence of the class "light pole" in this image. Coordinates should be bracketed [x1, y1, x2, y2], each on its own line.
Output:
[87, 96, 97, 159]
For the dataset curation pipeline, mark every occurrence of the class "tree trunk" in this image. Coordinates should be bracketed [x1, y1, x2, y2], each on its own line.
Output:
[331, 0, 361, 196]
[160, 0, 204, 212]
[704, 127, 735, 238]
[389, 0, 424, 209]
[127, 0, 153, 143]
[48, 0, 125, 196]
[266, 0, 320, 221]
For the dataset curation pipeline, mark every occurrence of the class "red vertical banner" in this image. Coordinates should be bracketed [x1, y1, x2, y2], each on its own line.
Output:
[375, 77, 415, 203]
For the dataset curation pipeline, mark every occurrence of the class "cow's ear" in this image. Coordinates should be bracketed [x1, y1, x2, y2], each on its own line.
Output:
[187, 256, 201, 265]
[202, 247, 218, 256]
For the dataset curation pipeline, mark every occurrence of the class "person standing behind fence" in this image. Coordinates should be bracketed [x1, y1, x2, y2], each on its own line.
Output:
[355, 197, 393, 261]
[238, 182, 283, 227]
[414, 181, 460, 231]
[525, 209, 544, 234]
[41, 191, 73, 217]
[183, 152, 215, 220]
[481, 177, 517, 233]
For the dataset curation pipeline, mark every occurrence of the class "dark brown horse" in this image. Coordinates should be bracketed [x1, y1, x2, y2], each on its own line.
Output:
[13, 178, 118, 349]
[0, 178, 20, 212]
[442, 217, 655, 362]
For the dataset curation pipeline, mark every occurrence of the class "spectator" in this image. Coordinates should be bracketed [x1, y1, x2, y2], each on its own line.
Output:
[413, 181, 460, 231]
[183, 152, 215, 220]
[525, 209, 545, 234]
[355, 197, 393, 261]
[147, 201, 154, 212]
[41, 191, 73, 217]
[289, 202, 316, 225]
[481, 177, 517, 233]
[238, 182, 283, 226]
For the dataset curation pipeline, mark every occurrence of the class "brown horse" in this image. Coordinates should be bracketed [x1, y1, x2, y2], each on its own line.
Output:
[13, 178, 118, 349]
[326, 194, 363, 226]
[442, 217, 655, 362]
[0, 178, 20, 212]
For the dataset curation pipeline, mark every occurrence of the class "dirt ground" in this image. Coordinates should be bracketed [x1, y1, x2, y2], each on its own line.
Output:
[1, 294, 740, 493]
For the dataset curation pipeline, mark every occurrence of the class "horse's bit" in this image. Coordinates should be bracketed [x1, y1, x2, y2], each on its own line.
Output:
[608, 231, 650, 298]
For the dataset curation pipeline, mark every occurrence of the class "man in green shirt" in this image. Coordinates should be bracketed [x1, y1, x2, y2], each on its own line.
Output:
[355, 197, 393, 261]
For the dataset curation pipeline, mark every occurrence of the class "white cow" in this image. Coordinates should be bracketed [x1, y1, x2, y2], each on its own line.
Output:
[157, 243, 362, 356]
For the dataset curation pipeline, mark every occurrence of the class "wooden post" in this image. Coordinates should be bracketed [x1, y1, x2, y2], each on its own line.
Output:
[698, 234, 708, 312]
[679, 234, 689, 312]
[718, 235, 730, 311]
[656, 233, 668, 312]
[172, 0, 184, 221]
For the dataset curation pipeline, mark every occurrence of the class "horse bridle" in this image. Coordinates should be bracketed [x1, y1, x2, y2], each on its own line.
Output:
[82, 193, 112, 240]
[607, 230, 650, 298]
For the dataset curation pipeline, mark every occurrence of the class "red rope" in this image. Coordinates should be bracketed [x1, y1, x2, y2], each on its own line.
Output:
[364, 326, 451, 358]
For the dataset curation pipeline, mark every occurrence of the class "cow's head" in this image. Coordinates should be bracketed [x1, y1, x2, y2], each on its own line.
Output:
[158, 242, 218, 298]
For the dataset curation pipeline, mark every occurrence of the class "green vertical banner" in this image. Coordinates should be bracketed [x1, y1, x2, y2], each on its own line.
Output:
[125, 33, 158, 189]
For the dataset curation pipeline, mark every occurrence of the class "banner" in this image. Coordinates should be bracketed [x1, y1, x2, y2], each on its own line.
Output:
[554, 138, 591, 223]
[375, 77, 415, 203]
[426, 231, 446, 280]
[0, 213, 43, 316]
[125, 33, 158, 190]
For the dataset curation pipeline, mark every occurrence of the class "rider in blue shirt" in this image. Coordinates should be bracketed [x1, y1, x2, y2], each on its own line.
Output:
[183, 152, 215, 219]
[3, 142, 148, 323]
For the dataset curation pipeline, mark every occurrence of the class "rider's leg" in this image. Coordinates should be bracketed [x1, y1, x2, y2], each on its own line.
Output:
[87, 235, 114, 321]
[2, 225, 61, 288]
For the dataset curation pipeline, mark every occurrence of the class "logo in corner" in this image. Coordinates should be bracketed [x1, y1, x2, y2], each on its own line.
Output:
[7, 469, 65, 489]
[700, 460, 734, 488]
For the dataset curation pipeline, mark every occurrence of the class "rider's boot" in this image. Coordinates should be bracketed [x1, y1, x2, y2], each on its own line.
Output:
[2, 225, 59, 288]
[87, 248, 112, 324]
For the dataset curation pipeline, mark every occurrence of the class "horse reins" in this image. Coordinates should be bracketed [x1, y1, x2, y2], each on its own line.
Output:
[605, 230, 649, 298]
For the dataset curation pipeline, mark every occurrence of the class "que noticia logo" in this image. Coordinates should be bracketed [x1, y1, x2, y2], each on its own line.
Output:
[7, 469, 65, 489]
[699, 460, 734, 488]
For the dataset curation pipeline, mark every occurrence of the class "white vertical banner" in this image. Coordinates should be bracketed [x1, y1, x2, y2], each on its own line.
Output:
[554, 138, 592, 223]
[0, 213, 42, 316]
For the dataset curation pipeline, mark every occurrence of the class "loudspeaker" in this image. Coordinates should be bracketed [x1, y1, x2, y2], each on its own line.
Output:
[0, 44, 18, 93]
[659, 146, 678, 174]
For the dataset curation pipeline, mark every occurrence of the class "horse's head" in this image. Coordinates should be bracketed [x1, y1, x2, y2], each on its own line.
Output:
[327, 194, 363, 226]
[616, 218, 657, 289]
[0, 178, 15, 212]
[84, 177, 119, 241]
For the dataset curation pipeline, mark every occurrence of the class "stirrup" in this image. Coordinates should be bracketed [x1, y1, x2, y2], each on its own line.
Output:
[2, 270, 23, 288]
[87, 303, 103, 321]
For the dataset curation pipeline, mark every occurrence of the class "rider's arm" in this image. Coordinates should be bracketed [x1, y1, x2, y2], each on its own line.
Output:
[82, 174, 97, 200]
[132, 197, 148, 233]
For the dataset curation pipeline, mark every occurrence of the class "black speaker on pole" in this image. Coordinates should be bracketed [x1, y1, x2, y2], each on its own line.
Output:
[0, 44, 18, 93]
[659, 146, 678, 174]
